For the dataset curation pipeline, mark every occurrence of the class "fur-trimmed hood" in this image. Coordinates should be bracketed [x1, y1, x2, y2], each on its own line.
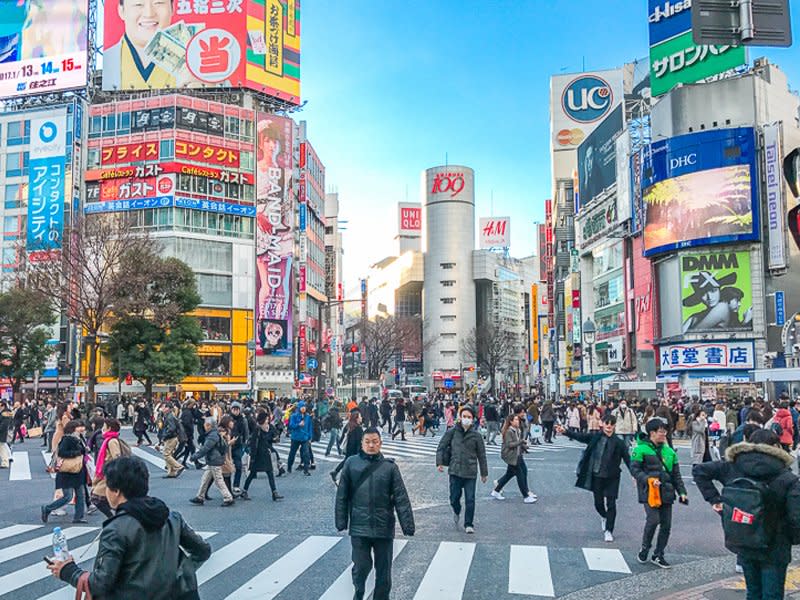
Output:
[725, 441, 794, 467]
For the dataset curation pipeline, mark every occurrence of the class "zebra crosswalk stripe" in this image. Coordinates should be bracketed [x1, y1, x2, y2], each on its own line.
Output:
[412, 541, 475, 600]
[509, 544, 555, 597]
[318, 538, 408, 600]
[195, 533, 276, 585]
[224, 535, 342, 600]
[41, 450, 55, 479]
[0, 524, 40, 541]
[131, 446, 167, 470]
[10, 451, 31, 481]
[0, 526, 95, 565]
[582, 547, 631, 574]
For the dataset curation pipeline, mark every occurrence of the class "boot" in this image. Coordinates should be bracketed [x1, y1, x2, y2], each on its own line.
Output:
[239, 490, 251, 501]
[272, 491, 283, 501]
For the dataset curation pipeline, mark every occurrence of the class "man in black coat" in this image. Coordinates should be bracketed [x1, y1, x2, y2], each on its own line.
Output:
[693, 429, 800, 599]
[558, 414, 631, 542]
[240, 411, 283, 501]
[335, 427, 415, 600]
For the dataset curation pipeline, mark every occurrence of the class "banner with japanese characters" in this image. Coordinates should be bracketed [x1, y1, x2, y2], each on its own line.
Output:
[255, 114, 294, 361]
[658, 341, 755, 371]
[102, 0, 300, 105]
[27, 109, 67, 259]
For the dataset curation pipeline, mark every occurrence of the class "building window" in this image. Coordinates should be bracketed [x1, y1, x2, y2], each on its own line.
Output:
[199, 316, 231, 341]
[440, 262, 455, 269]
[160, 139, 174, 160]
[198, 353, 230, 376]
[196, 273, 233, 306]
[87, 148, 101, 169]
[5, 152, 27, 177]
[440, 332, 456, 338]
[440, 315, 456, 322]
[440, 350, 457, 356]
[441, 280, 455, 287]
[7, 121, 29, 146]
[4, 184, 23, 209]
[441, 298, 455, 304]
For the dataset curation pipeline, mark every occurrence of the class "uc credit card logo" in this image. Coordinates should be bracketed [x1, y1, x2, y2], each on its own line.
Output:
[561, 76, 614, 124]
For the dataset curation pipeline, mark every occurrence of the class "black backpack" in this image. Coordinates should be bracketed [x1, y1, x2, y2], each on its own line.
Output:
[721, 472, 795, 551]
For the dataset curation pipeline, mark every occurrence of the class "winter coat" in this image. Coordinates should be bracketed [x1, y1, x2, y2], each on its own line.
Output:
[230, 413, 249, 449]
[323, 408, 343, 431]
[380, 400, 392, 418]
[288, 411, 313, 442]
[55, 434, 86, 490]
[91, 438, 125, 498]
[630, 433, 686, 504]
[0, 408, 12, 442]
[774, 408, 794, 446]
[192, 429, 225, 467]
[160, 412, 179, 441]
[335, 451, 415, 539]
[690, 419, 708, 463]
[540, 403, 555, 422]
[179, 409, 195, 441]
[220, 431, 235, 476]
[612, 407, 638, 435]
[566, 408, 581, 429]
[587, 412, 602, 431]
[133, 407, 151, 434]
[342, 425, 364, 458]
[500, 426, 526, 466]
[59, 497, 210, 600]
[566, 430, 631, 495]
[248, 426, 276, 473]
[436, 423, 488, 480]
[693, 441, 800, 565]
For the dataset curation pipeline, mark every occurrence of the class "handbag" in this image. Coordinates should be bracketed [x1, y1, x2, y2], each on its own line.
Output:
[28, 426, 43, 438]
[57, 456, 84, 474]
[647, 477, 662, 508]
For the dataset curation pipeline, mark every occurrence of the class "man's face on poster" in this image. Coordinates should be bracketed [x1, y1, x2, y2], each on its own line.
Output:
[118, 0, 173, 50]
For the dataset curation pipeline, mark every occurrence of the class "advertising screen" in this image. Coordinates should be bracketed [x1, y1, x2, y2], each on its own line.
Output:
[641, 127, 759, 256]
[102, 0, 300, 105]
[680, 250, 752, 334]
[255, 113, 294, 361]
[0, 0, 88, 99]
[577, 104, 623, 210]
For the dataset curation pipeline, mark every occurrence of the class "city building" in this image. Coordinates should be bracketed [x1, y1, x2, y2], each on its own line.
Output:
[324, 192, 345, 384]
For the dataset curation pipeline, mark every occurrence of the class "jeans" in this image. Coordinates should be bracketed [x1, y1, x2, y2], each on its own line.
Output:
[351, 536, 393, 600]
[45, 486, 85, 520]
[287, 439, 310, 472]
[449, 475, 477, 527]
[232, 445, 245, 488]
[326, 428, 341, 456]
[494, 456, 529, 497]
[592, 477, 617, 533]
[642, 504, 673, 557]
[487, 421, 500, 444]
[391, 420, 406, 440]
[739, 558, 788, 600]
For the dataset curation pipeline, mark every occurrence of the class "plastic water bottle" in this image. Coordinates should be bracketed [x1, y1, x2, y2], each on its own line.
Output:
[52, 527, 69, 561]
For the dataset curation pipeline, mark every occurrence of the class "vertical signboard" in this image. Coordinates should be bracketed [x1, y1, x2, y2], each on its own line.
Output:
[398, 202, 422, 234]
[255, 114, 294, 360]
[763, 123, 788, 271]
[531, 284, 540, 366]
[27, 109, 67, 260]
[479, 217, 511, 248]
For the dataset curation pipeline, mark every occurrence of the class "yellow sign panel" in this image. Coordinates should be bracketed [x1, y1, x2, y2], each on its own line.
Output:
[531, 284, 539, 363]
[266, 0, 284, 77]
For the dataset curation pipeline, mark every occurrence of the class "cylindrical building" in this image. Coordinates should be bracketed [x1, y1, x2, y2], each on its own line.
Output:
[422, 166, 476, 390]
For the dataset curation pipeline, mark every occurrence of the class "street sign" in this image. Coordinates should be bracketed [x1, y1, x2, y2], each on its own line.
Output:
[776, 290, 786, 326]
[306, 357, 318, 371]
[692, 0, 793, 47]
[443, 378, 454, 389]
[247, 340, 256, 351]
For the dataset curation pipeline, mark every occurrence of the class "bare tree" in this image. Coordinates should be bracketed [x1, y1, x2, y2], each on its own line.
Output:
[24, 214, 159, 404]
[363, 315, 423, 380]
[461, 324, 515, 396]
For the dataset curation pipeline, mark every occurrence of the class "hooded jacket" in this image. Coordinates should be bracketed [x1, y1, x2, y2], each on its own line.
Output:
[693, 441, 800, 564]
[59, 496, 211, 600]
[335, 451, 415, 539]
[630, 433, 686, 505]
[773, 408, 794, 446]
[288, 403, 313, 442]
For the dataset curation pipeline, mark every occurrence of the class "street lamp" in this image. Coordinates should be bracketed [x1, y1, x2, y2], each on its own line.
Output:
[582, 319, 596, 401]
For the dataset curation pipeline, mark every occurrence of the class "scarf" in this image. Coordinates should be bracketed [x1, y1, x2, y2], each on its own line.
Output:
[95, 431, 120, 479]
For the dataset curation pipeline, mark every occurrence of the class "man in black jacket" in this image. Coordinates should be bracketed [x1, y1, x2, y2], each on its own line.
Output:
[47, 456, 211, 600]
[558, 415, 631, 542]
[693, 429, 800, 599]
[229, 401, 250, 493]
[335, 427, 415, 600]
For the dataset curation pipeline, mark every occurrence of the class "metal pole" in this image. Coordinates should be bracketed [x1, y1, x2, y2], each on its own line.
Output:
[351, 328, 356, 400]
[117, 343, 122, 403]
[316, 301, 326, 402]
[589, 344, 594, 401]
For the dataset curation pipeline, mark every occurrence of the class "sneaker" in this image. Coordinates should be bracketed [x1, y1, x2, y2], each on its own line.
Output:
[604, 530, 614, 542]
[651, 555, 671, 569]
[52, 509, 67, 517]
[490, 490, 505, 500]
[524, 493, 538, 504]
[86, 504, 98, 515]
[637, 549, 649, 564]
[465, 526, 475, 534]
[601, 517, 606, 531]
[72, 518, 88, 524]
[232, 487, 242, 497]
[735, 564, 744, 574]
[189, 497, 204, 505]
[221, 499, 235, 507]
[239, 491, 251, 501]
[41, 506, 49, 523]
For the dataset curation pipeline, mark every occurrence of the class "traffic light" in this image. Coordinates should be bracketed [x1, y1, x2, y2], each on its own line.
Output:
[125, 373, 133, 385]
[468, 366, 476, 372]
[350, 344, 358, 353]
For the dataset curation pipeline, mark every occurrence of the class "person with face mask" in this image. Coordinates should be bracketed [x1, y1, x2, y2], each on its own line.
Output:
[557, 415, 631, 542]
[435, 406, 488, 534]
[612, 399, 639, 448]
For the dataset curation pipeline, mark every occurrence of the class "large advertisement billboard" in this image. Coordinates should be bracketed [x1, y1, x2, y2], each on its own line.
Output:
[641, 127, 759, 256]
[27, 109, 67, 259]
[550, 69, 624, 151]
[763, 123, 788, 271]
[648, 0, 746, 97]
[255, 114, 294, 361]
[398, 202, 421, 235]
[680, 250, 753, 334]
[102, 0, 300, 104]
[0, 0, 88, 99]
[479, 217, 510, 249]
[577, 104, 623, 210]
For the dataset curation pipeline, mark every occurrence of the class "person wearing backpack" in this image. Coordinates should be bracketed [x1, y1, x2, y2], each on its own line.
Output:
[693, 429, 800, 600]
[335, 427, 415, 600]
[630, 418, 688, 568]
[189, 417, 234, 506]
[91, 418, 132, 517]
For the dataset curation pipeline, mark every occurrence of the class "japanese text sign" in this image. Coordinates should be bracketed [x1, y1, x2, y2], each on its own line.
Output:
[27, 110, 67, 255]
[659, 341, 755, 371]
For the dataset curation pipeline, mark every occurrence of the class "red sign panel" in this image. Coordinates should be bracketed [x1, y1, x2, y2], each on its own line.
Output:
[86, 162, 253, 184]
[175, 139, 239, 168]
[99, 175, 175, 201]
[101, 142, 159, 165]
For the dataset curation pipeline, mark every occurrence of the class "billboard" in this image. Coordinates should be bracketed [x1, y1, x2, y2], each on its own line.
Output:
[659, 341, 755, 371]
[648, 1, 746, 97]
[0, 0, 88, 99]
[680, 250, 752, 334]
[479, 217, 510, 248]
[255, 114, 294, 360]
[641, 127, 759, 256]
[577, 104, 624, 210]
[398, 202, 422, 235]
[102, 0, 300, 104]
[763, 123, 788, 271]
[550, 69, 624, 151]
[27, 109, 67, 257]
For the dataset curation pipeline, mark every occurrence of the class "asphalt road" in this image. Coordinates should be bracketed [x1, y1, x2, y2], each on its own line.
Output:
[0, 428, 732, 599]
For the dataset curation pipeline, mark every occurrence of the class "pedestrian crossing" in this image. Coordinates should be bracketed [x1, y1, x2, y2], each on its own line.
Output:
[0, 523, 659, 600]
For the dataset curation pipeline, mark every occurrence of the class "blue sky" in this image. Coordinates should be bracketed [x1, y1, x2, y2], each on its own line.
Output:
[300, 1, 800, 287]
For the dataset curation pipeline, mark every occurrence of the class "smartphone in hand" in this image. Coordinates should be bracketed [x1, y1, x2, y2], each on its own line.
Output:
[43, 556, 54, 565]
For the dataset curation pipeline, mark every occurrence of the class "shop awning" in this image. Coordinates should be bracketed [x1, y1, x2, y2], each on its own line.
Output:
[752, 368, 800, 383]
[575, 372, 615, 383]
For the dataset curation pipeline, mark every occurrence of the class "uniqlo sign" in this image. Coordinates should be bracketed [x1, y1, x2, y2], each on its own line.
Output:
[398, 203, 422, 235]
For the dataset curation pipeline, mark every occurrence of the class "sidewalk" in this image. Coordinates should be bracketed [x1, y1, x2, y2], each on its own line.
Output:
[654, 562, 800, 600]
